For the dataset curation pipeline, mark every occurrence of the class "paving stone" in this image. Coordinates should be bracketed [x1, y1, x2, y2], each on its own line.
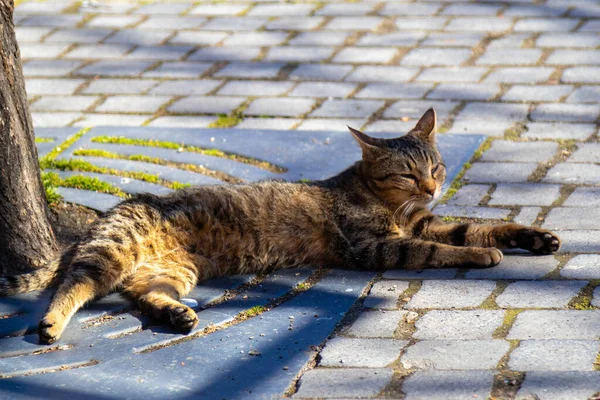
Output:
[144, 62, 214, 78]
[569, 143, 600, 163]
[359, 32, 426, 47]
[30, 96, 99, 112]
[125, 46, 194, 61]
[73, 114, 148, 127]
[503, 85, 574, 102]
[496, 281, 586, 309]
[477, 49, 542, 66]
[82, 79, 158, 95]
[545, 163, 600, 185]
[567, 86, 600, 103]
[422, 32, 484, 47]
[522, 122, 596, 141]
[266, 46, 334, 62]
[556, 230, 600, 252]
[416, 67, 487, 83]
[561, 255, 600, 279]
[445, 18, 512, 32]
[148, 80, 222, 96]
[265, 17, 324, 31]
[448, 119, 514, 136]
[447, 184, 490, 206]
[320, 338, 407, 367]
[15, 1, 71, 13]
[133, 3, 191, 15]
[547, 50, 600, 65]
[510, 340, 599, 372]
[433, 205, 511, 220]
[517, 371, 600, 400]
[366, 120, 414, 133]
[488, 33, 532, 48]
[137, 16, 206, 30]
[508, 310, 600, 340]
[333, 47, 398, 64]
[482, 141, 558, 163]
[104, 29, 172, 46]
[579, 20, 600, 32]
[95, 95, 172, 114]
[402, 340, 509, 370]
[345, 310, 406, 338]
[316, 3, 375, 16]
[504, 4, 568, 17]
[415, 310, 505, 339]
[170, 31, 228, 46]
[247, 3, 314, 17]
[562, 66, 600, 83]
[188, 47, 261, 62]
[311, 99, 384, 118]
[45, 28, 113, 44]
[246, 98, 315, 117]
[594, 287, 600, 308]
[464, 163, 538, 184]
[442, 4, 503, 16]
[236, 118, 300, 130]
[538, 33, 600, 48]
[294, 368, 393, 399]
[564, 187, 600, 207]
[428, 84, 500, 101]
[531, 104, 600, 122]
[324, 17, 383, 31]
[289, 32, 350, 46]
[465, 255, 558, 280]
[86, 15, 143, 28]
[485, 67, 554, 83]
[26, 78, 85, 95]
[345, 66, 419, 83]
[394, 17, 448, 31]
[544, 207, 600, 230]
[147, 116, 217, 128]
[15, 26, 53, 42]
[31, 112, 82, 127]
[19, 43, 70, 60]
[168, 96, 246, 114]
[296, 118, 366, 132]
[454, 102, 529, 122]
[289, 82, 356, 98]
[406, 280, 496, 309]
[289, 64, 353, 81]
[380, 2, 441, 16]
[76, 61, 153, 77]
[188, 4, 248, 16]
[363, 281, 409, 310]
[65, 44, 133, 60]
[23, 60, 82, 77]
[356, 83, 432, 99]
[514, 206, 543, 227]
[223, 31, 288, 47]
[383, 100, 459, 120]
[403, 371, 494, 400]
[515, 18, 580, 32]
[218, 81, 293, 96]
[383, 269, 458, 280]
[214, 62, 284, 79]
[20, 14, 82, 27]
[402, 48, 472, 66]
[78, 3, 136, 15]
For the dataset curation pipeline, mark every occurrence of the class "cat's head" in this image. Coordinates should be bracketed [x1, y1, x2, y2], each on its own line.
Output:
[348, 108, 446, 209]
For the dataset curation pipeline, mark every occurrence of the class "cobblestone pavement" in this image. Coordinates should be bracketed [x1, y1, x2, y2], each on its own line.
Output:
[7, 0, 600, 398]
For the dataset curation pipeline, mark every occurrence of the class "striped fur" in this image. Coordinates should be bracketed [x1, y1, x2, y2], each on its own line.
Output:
[0, 109, 561, 344]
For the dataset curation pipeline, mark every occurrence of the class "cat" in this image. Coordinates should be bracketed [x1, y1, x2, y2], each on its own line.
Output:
[0, 109, 560, 344]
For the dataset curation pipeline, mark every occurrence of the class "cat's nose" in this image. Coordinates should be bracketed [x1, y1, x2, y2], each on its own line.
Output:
[422, 180, 436, 196]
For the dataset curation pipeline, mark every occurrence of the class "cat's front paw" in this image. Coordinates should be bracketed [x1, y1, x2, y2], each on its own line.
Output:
[168, 305, 199, 332]
[38, 314, 64, 344]
[513, 228, 561, 255]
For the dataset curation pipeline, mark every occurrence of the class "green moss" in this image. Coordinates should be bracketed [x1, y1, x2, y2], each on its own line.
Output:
[43, 127, 90, 161]
[41, 172, 62, 205]
[442, 216, 462, 223]
[242, 305, 267, 318]
[493, 309, 522, 339]
[35, 137, 55, 143]
[296, 282, 309, 290]
[208, 114, 243, 128]
[298, 178, 311, 183]
[472, 137, 494, 161]
[62, 175, 127, 197]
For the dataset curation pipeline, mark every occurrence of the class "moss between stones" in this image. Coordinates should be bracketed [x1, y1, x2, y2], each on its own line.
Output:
[42, 171, 127, 198]
[35, 137, 55, 143]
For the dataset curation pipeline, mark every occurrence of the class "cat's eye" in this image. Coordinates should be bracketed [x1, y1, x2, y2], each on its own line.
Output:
[400, 174, 418, 183]
[432, 163, 444, 175]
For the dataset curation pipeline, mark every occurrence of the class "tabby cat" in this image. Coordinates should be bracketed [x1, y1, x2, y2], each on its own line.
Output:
[0, 109, 560, 344]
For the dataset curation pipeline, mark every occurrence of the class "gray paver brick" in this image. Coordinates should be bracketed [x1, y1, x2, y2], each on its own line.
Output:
[580, 20, 600, 32]
[504, 5, 568, 17]
[170, 31, 228, 46]
[517, 371, 600, 400]
[544, 163, 600, 185]
[236, 117, 300, 130]
[403, 371, 494, 400]
[20, 44, 70, 60]
[168, 96, 246, 114]
[422, 32, 484, 47]
[538, 33, 600, 48]
[320, 338, 407, 367]
[74, 114, 147, 127]
[508, 310, 600, 339]
[456, 103, 531, 122]
[86, 15, 143, 28]
[266, 46, 334, 63]
[401, 48, 472, 66]
[359, 32, 425, 47]
[218, 81, 293, 96]
[294, 368, 393, 399]
[345, 310, 406, 338]
[394, 17, 448, 31]
[477, 49, 542, 66]
[427, 83, 499, 101]
[383, 269, 457, 280]
[502, 85, 574, 102]
[26, 78, 85, 95]
[149, 80, 222, 96]
[555, 230, 600, 252]
[547, 50, 600, 65]
[23, 60, 82, 77]
[402, 340, 509, 370]
[297, 118, 366, 132]
[95, 95, 172, 114]
[448, 184, 490, 206]
[363, 281, 409, 310]
[188, 4, 248, 16]
[20, 14, 82, 27]
[147, 116, 217, 128]
[289, 32, 350, 46]
[433, 205, 511, 220]
[406, 280, 496, 309]
[214, 62, 284, 79]
[464, 163, 538, 184]
[416, 67, 487, 83]
[514, 206, 543, 227]
[65, 44, 133, 60]
[380, 3, 442, 16]
[515, 18, 580, 32]
[594, 287, 600, 308]
[104, 29, 172, 46]
[366, 120, 418, 134]
[333, 47, 398, 64]
[32, 112, 81, 127]
[562, 67, 600, 83]
[45, 28, 113, 44]
[496, 281, 586, 308]
[247, 3, 314, 17]
[76, 61, 153, 77]
[485, 67, 554, 83]
[544, 207, 600, 230]
[133, 3, 191, 15]
[465, 255, 559, 280]
[415, 310, 505, 339]
[137, 16, 206, 30]
[15, 26, 53, 42]
[356, 83, 432, 99]
[383, 100, 459, 120]
[569, 143, 600, 163]
[245, 98, 315, 117]
[561, 255, 600, 280]
[510, 340, 600, 371]
[522, 122, 596, 141]
[563, 187, 600, 207]
[125, 46, 194, 61]
[144, 62, 214, 79]
[311, 99, 384, 118]
[488, 33, 532, 49]
[567, 86, 600, 103]
[30, 96, 99, 112]
[188, 47, 261, 62]
[445, 18, 512, 32]
[82, 79, 158, 95]
[488, 184, 561, 206]
[223, 31, 288, 47]
[481, 141, 558, 163]
[532, 104, 600, 122]
[290, 63, 354, 82]
[289, 82, 356, 98]
[442, 4, 503, 16]
[345, 66, 419, 83]
[202, 17, 267, 32]
[324, 17, 383, 31]
[316, 3, 374, 16]
[265, 17, 324, 31]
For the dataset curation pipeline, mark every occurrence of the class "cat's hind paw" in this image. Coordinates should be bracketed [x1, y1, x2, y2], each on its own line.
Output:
[169, 305, 199, 332]
[515, 228, 561, 255]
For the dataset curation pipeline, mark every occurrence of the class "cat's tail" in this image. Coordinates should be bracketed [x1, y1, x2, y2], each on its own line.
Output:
[0, 258, 61, 296]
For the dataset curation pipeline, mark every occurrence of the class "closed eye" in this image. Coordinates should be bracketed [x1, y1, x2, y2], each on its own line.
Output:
[432, 163, 445, 175]
[400, 174, 418, 183]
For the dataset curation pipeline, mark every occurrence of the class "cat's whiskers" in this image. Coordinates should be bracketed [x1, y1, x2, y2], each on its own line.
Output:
[392, 199, 411, 222]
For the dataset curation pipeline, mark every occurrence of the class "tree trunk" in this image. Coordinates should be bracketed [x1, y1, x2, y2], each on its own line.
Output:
[0, 0, 58, 275]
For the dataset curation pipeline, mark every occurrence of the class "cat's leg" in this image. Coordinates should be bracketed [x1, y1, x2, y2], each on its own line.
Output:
[354, 237, 503, 270]
[123, 255, 200, 332]
[409, 209, 561, 254]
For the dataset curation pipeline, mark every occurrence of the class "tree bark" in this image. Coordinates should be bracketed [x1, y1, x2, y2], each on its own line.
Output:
[0, 0, 58, 275]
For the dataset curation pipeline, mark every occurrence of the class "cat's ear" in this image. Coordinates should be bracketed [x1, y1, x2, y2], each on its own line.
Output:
[348, 126, 385, 160]
[409, 108, 437, 143]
